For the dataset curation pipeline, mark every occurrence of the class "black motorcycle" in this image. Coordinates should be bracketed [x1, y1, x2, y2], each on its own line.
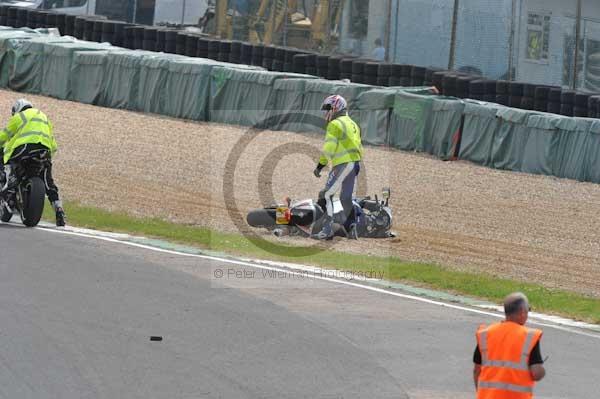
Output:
[247, 188, 395, 239]
[0, 148, 49, 227]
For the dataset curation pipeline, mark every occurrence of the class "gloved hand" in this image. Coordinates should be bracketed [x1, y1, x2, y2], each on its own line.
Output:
[313, 163, 325, 178]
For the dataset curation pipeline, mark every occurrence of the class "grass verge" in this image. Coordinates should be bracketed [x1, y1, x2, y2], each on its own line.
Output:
[43, 202, 600, 324]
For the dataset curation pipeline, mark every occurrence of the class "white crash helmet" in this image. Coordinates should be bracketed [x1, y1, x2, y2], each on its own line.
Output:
[12, 98, 33, 115]
[321, 95, 348, 122]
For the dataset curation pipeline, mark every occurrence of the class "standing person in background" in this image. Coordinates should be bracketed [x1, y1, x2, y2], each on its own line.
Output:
[372, 38, 386, 61]
[473, 292, 546, 398]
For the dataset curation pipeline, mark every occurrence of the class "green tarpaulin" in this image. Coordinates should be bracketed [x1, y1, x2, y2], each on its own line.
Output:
[520, 113, 564, 176]
[42, 41, 114, 100]
[424, 96, 465, 158]
[0, 32, 39, 88]
[137, 53, 184, 114]
[554, 117, 594, 181]
[100, 50, 159, 110]
[459, 100, 505, 166]
[491, 108, 539, 171]
[267, 77, 319, 131]
[355, 88, 398, 145]
[10, 35, 73, 94]
[70, 50, 112, 104]
[209, 68, 311, 127]
[389, 91, 433, 151]
[584, 121, 600, 183]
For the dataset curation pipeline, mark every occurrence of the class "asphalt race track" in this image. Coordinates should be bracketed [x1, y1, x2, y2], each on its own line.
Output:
[0, 224, 598, 398]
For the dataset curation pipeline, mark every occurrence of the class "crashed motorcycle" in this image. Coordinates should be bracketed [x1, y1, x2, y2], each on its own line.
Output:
[247, 188, 395, 239]
[0, 147, 49, 227]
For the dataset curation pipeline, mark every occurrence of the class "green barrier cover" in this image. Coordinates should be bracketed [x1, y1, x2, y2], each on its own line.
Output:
[424, 96, 465, 158]
[389, 91, 433, 151]
[70, 50, 112, 104]
[267, 77, 320, 131]
[100, 50, 160, 110]
[460, 100, 505, 166]
[209, 67, 312, 127]
[554, 117, 594, 181]
[585, 121, 600, 183]
[491, 108, 539, 171]
[0, 32, 40, 88]
[10, 35, 73, 94]
[355, 88, 398, 145]
[137, 53, 185, 114]
[42, 41, 114, 100]
[521, 113, 565, 176]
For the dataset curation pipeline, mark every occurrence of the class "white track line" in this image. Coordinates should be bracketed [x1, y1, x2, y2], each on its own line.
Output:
[37, 225, 600, 340]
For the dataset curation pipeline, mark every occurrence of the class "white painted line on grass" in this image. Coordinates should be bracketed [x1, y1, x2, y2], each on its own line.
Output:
[36, 224, 600, 340]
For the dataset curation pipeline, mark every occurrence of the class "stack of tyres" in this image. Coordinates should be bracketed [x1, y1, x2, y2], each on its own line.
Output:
[284, 49, 300, 72]
[431, 71, 446, 91]
[424, 68, 442, 86]
[574, 93, 590, 117]
[113, 22, 129, 47]
[327, 56, 341, 80]
[240, 43, 254, 65]
[560, 90, 575, 116]
[508, 82, 524, 108]
[25, 9, 37, 28]
[122, 26, 137, 49]
[456, 75, 475, 98]
[316, 55, 329, 79]
[363, 62, 379, 85]
[0, 6, 8, 26]
[92, 20, 104, 42]
[521, 83, 536, 110]
[469, 80, 486, 100]
[441, 74, 459, 97]
[547, 88, 562, 114]
[339, 59, 353, 80]
[377, 63, 391, 86]
[133, 26, 145, 49]
[388, 64, 403, 86]
[292, 54, 307, 74]
[143, 27, 157, 51]
[185, 35, 199, 58]
[534, 86, 551, 112]
[351, 60, 365, 84]
[207, 39, 220, 60]
[197, 37, 210, 58]
[164, 30, 178, 53]
[16, 8, 27, 28]
[64, 15, 76, 36]
[7, 7, 18, 28]
[229, 41, 242, 64]
[399, 65, 412, 86]
[218, 40, 231, 62]
[55, 13, 66, 34]
[83, 18, 95, 41]
[410, 66, 426, 86]
[46, 12, 57, 30]
[155, 29, 167, 52]
[483, 80, 497, 102]
[219, 40, 233, 62]
[262, 45, 275, 70]
[74, 16, 86, 40]
[100, 20, 116, 44]
[304, 54, 317, 76]
[175, 32, 186, 55]
[272, 47, 285, 71]
[250, 44, 263, 66]
[495, 80, 509, 105]
[588, 96, 600, 118]
[38, 11, 50, 28]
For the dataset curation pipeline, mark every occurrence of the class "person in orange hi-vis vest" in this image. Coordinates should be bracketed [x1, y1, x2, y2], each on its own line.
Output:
[473, 292, 546, 398]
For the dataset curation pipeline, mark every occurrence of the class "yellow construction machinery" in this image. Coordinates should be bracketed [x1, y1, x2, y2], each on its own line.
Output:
[212, 0, 345, 50]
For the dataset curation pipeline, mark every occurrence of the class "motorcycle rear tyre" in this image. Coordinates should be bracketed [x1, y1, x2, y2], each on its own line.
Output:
[21, 176, 45, 227]
[247, 209, 277, 227]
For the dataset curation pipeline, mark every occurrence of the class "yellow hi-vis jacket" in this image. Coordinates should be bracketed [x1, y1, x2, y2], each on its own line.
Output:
[318, 114, 363, 167]
[0, 108, 57, 163]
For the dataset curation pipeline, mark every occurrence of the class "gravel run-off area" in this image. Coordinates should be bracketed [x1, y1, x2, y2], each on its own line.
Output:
[3, 89, 600, 297]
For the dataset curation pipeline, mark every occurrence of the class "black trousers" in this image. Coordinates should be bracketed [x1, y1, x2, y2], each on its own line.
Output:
[2, 143, 60, 203]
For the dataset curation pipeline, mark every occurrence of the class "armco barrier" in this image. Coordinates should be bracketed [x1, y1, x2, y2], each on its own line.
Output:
[2, 27, 600, 186]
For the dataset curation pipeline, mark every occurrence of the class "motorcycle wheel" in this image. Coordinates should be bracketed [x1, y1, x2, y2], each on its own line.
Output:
[20, 176, 45, 227]
[246, 209, 277, 227]
[0, 204, 12, 223]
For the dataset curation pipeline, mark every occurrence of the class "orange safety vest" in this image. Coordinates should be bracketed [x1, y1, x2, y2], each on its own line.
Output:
[476, 322, 543, 399]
